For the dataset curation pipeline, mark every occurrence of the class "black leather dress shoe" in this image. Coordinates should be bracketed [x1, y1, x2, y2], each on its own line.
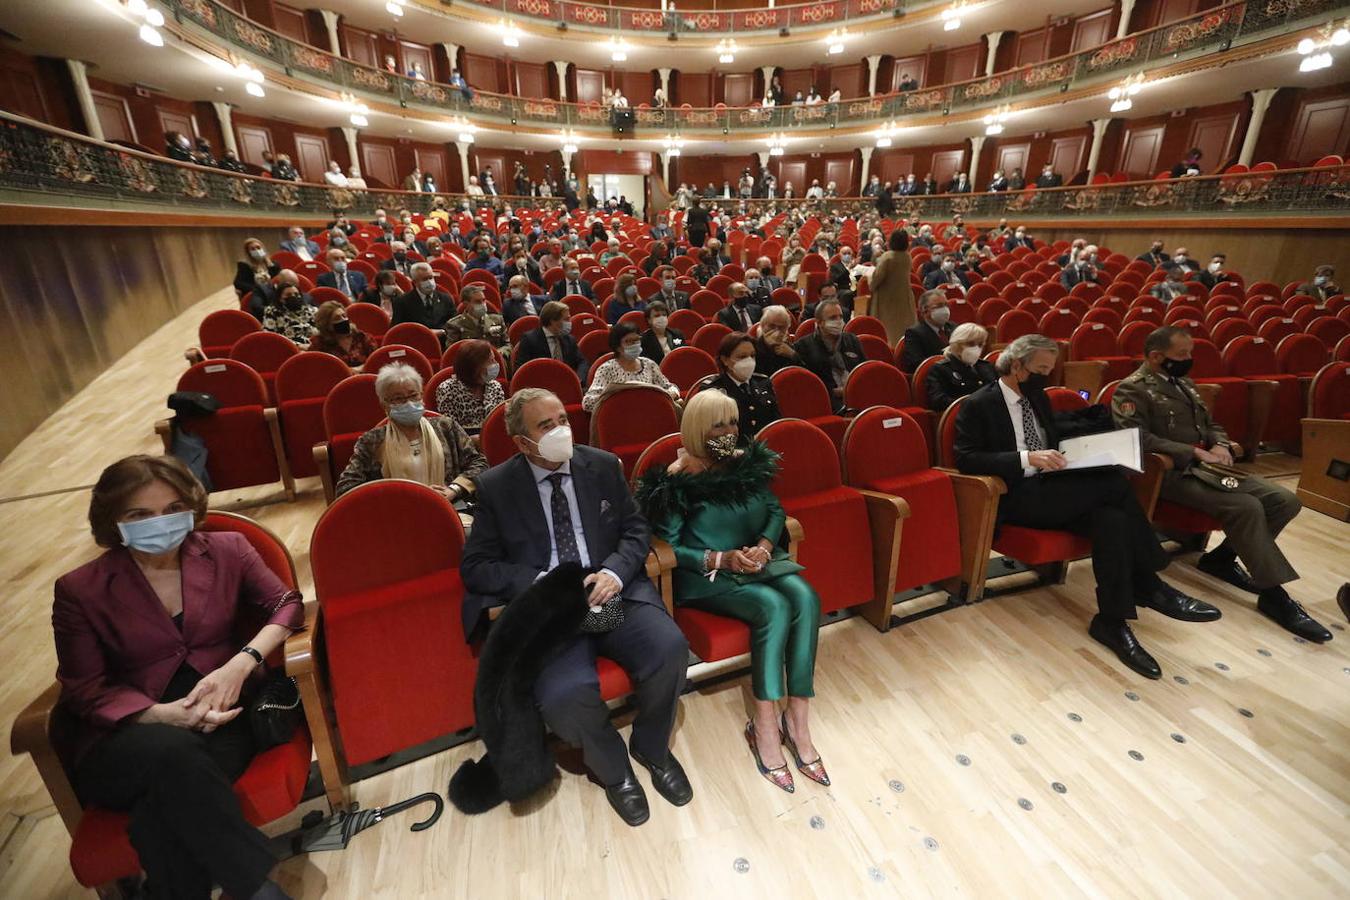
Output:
[604, 773, 650, 827]
[1196, 552, 1259, 594]
[1089, 616, 1162, 679]
[1258, 592, 1333, 643]
[1337, 583, 1349, 623]
[1145, 582, 1222, 622]
[631, 749, 693, 807]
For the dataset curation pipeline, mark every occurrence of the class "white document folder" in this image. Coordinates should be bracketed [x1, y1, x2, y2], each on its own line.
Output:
[1056, 427, 1142, 473]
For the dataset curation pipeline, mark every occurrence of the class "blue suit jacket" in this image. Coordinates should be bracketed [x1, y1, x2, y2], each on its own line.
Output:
[460, 446, 659, 638]
[315, 270, 368, 298]
[279, 239, 320, 257]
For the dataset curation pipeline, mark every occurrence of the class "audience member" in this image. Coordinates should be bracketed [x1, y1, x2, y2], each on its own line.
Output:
[948, 173, 972, 194]
[392, 262, 454, 330]
[551, 260, 594, 300]
[636, 389, 826, 793]
[869, 229, 914, 343]
[445, 284, 508, 348]
[515, 301, 585, 379]
[460, 388, 692, 826]
[502, 274, 545, 324]
[336, 362, 485, 499]
[165, 130, 194, 163]
[310, 300, 374, 367]
[640, 302, 685, 364]
[218, 149, 247, 173]
[899, 289, 954, 372]
[644, 270, 689, 310]
[234, 238, 280, 302]
[435, 339, 506, 432]
[1008, 168, 1026, 190]
[271, 154, 298, 181]
[322, 161, 348, 187]
[1197, 254, 1236, 290]
[1165, 247, 1200, 275]
[1170, 148, 1204, 178]
[754, 305, 800, 377]
[316, 247, 367, 300]
[279, 226, 319, 261]
[924, 253, 970, 292]
[1003, 226, 1035, 252]
[54, 455, 303, 900]
[359, 270, 401, 313]
[709, 332, 781, 444]
[1294, 264, 1340, 302]
[988, 170, 1009, 192]
[1138, 240, 1169, 267]
[925, 322, 996, 412]
[717, 282, 762, 332]
[794, 298, 863, 411]
[608, 273, 647, 325]
[1034, 165, 1063, 188]
[1060, 248, 1101, 291]
[582, 323, 681, 412]
[1112, 326, 1331, 642]
[953, 334, 1219, 679]
[262, 280, 318, 348]
[1149, 267, 1190, 305]
[346, 166, 367, 189]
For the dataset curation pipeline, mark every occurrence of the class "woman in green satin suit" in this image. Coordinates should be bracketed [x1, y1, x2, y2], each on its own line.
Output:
[637, 389, 827, 793]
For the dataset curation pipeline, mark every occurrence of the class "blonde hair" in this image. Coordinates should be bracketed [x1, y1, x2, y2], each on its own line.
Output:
[680, 389, 739, 459]
[946, 322, 988, 356]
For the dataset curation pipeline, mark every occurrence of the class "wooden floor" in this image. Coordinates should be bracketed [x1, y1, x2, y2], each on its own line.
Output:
[1, 289, 1348, 899]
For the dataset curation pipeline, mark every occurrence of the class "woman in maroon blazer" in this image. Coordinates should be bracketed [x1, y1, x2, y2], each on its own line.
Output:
[53, 455, 303, 900]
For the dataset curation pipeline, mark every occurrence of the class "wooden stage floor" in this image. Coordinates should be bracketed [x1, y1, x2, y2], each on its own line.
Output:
[0, 290, 1346, 898]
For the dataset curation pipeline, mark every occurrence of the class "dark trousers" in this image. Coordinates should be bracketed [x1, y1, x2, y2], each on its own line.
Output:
[1160, 471, 1301, 588]
[76, 720, 275, 899]
[534, 599, 689, 785]
[1000, 468, 1166, 619]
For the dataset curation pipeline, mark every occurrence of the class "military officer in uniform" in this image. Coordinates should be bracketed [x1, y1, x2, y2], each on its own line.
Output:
[1111, 326, 1332, 642]
[707, 331, 782, 445]
[445, 284, 509, 355]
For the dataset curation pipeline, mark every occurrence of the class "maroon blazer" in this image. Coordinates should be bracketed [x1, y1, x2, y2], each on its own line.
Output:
[53, 531, 304, 763]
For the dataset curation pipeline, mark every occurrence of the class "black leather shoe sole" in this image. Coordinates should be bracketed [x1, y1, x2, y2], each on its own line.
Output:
[605, 778, 650, 827]
[1089, 619, 1162, 680]
[1196, 555, 1259, 594]
[631, 750, 694, 807]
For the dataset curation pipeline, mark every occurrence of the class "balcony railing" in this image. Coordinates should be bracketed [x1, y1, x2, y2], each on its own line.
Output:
[164, 0, 1340, 135]
[464, 0, 906, 34]
[3, 112, 1346, 224]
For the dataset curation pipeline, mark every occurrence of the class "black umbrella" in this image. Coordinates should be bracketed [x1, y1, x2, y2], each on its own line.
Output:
[274, 792, 444, 857]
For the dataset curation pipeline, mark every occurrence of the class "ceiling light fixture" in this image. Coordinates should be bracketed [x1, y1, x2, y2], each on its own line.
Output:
[245, 81, 265, 97]
[1297, 20, 1349, 72]
[716, 40, 737, 65]
[766, 132, 787, 156]
[502, 20, 522, 47]
[127, 0, 165, 46]
[826, 29, 848, 55]
[458, 132, 475, 144]
[664, 134, 685, 157]
[1107, 73, 1143, 112]
[941, 2, 967, 31]
[350, 113, 368, 127]
[983, 105, 1010, 136]
[138, 22, 163, 46]
[385, 1, 404, 16]
[609, 36, 628, 62]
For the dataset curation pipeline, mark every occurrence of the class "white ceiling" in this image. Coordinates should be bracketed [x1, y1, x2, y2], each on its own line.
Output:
[0, 0, 1346, 157]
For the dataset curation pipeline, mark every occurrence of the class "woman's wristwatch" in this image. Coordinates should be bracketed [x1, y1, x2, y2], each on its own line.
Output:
[240, 646, 264, 667]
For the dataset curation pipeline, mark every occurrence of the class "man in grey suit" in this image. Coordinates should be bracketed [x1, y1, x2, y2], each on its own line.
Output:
[461, 388, 692, 827]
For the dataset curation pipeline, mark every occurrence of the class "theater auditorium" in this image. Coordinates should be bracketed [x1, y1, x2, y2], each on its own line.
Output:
[0, 0, 1347, 896]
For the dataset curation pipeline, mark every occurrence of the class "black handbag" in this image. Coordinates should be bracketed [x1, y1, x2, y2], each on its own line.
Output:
[579, 600, 625, 634]
[249, 673, 302, 750]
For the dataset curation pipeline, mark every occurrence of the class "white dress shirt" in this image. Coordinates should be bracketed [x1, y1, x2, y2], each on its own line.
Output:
[525, 458, 623, 588]
[998, 378, 1046, 477]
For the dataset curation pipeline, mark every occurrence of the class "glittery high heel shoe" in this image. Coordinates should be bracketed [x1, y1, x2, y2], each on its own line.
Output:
[744, 720, 795, 793]
[781, 712, 830, 787]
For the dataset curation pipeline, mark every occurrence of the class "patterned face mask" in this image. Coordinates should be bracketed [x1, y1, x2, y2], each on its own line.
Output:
[705, 432, 739, 460]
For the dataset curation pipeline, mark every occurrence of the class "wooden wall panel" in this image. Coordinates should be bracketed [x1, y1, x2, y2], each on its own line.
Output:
[1186, 113, 1239, 171]
[775, 160, 807, 194]
[829, 64, 863, 98]
[994, 142, 1030, 180]
[341, 25, 380, 68]
[621, 71, 652, 105]
[235, 124, 273, 168]
[463, 53, 503, 93]
[158, 110, 197, 143]
[944, 44, 981, 84]
[91, 92, 136, 144]
[931, 149, 965, 186]
[875, 152, 915, 184]
[1015, 29, 1050, 67]
[1071, 10, 1113, 52]
[678, 72, 713, 107]
[1152, 0, 1199, 25]
[824, 157, 857, 194]
[0, 58, 53, 124]
[781, 69, 814, 99]
[514, 62, 548, 100]
[574, 69, 605, 104]
[889, 55, 927, 91]
[1285, 97, 1350, 165]
[1049, 134, 1088, 180]
[361, 143, 398, 188]
[415, 148, 447, 191]
[1119, 125, 1164, 177]
[400, 41, 433, 79]
[293, 133, 331, 183]
[271, 3, 309, 45]
[723, 73, 755, 107]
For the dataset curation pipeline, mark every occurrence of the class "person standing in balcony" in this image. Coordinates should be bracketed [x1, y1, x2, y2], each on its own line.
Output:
[652, 87, 667, 108]
[1007, 168, 1026, 190]
[402, 167, 423, 192]
[769, 74, 786, 106]
[1035, 164, 1062, 188]
[449, 69, 474, 102]
[1170, 148, 1204, 178]
[384, 54, 398, 73]
[408, 62, 427, 81]
[987, 169, 1009, 192]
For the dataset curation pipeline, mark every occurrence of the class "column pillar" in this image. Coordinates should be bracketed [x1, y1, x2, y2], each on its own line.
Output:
[760, 65, 776, 97]
[440, 42, 462, 80]
[658, 151, 670, 187]
[65, 59, 103, 141]
[967, 135, 985, 184]
[561, 147, 575, 177]
[212, 102, 238, 156]
[1086, 117, 1111, 180]
[866, 55, 882, 96]
[859, 145, 874, 189]
[756, 150, 770, 170]
[1237, 88, 1279, 166]
[340, 126, 361, 176]
[658, 67, 672, 102]
[457, 141, 472, 190]
[983, 32, 1004, 77]
[318, 10, 342, 56]
[1116, 0, 1137, 39]
[552, 60, 570, 101]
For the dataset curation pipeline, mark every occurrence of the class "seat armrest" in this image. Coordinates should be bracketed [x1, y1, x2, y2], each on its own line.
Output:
[154, 418, 173, 454]
[647, 539, 677, 617]
[10, 683, 84, 837]
[783, 516, 804, 562]
[313, 442, 336, 505]
[263, 408, 296, 502]
[1130, 452, 1169, 518]
[1192, 382, 1221, 412]
[945, 473, 1003, 602]
[855, 489, 911, 632]
[1062, 360, 1108, 399]
[1243, 379, 1279, 460]
[285, 603, 351, 811]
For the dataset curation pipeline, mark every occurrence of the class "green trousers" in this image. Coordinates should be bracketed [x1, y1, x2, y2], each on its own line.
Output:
[683, 574, 821, 701]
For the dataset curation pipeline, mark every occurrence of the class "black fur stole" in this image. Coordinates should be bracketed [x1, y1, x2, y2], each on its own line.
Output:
[634, 439, 780, 524]
[447, 563, 591, 814]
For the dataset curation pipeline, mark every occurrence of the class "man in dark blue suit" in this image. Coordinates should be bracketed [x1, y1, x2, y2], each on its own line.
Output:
[462, 388, 692, 826]
[278, 226, 320, 261]
[315, 248, 368, 301]
[550, 260, 594, 301]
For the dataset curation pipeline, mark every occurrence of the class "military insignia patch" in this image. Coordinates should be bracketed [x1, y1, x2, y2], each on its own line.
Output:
[1119, 401, 1136, 415]
[1221, 476, 1240, 489]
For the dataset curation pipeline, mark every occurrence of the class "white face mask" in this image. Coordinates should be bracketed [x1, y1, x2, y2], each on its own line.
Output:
[419, 279, 436, 294]
[1174, 255, 1187, 263]
[821, 318, 844, 336]
[732, 357, 757, 380]
[652, 315, 668, 331]
[528, 424, 573, 463]
[929, 306, 951, 325]
[249, 248, 266, 260]
[483, 362, 501, 382]
[959, 345, 982, 365]
[622, 343, 642, 360]
[1208, 262, 1222, 273]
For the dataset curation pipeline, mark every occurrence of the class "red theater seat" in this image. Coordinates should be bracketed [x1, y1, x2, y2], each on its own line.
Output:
[1223, 336, 1302, 449]
[509, 358, 590, 447]
[229, 331, 300, 406]
[199, 309, 260, 359]
[659, 346, 718, 393]
[843, 361, 936, 461]
[313, 373, 383, 504]
[589, 385, 680, 479]
[770, 366, 849, 451]
[275, 352, 353, 479]
[759, 418, 907, 631]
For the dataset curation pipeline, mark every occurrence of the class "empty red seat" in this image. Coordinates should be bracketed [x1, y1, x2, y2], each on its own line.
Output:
[199, 309, 260, 359]
[361, 344, 433, 382]
[590, 385, 680, 478]
[275, 352, 353, 479]
[843, 361, 936, 458]
[229, 331, 300, 406]
[659, 346, 718, 393]
[1277, 333, 1329, 377]
[1069, 322, 1134, 383]
[383, 322, 445, 365]
[1223, 336, 1301, 448]
[770, 366, 849, 451]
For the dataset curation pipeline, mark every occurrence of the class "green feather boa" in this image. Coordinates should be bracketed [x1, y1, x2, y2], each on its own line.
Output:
[635, 440, 780, 524]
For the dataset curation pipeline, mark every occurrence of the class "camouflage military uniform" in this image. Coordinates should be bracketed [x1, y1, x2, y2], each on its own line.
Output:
[1111, 363, 1300, 588]
[445, 310, 508, 352]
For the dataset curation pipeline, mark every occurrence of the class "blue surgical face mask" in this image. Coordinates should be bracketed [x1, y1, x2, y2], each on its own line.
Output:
[622, 343, 642, 360]
[388, 401, 424, 426]
[118, 510, 195, 555]
[663, 278, 676, 291]
[333, 261, 347, 273]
